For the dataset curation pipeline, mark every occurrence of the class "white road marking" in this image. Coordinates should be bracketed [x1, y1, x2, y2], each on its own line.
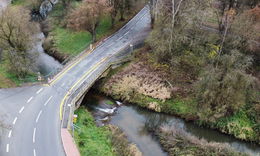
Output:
[33, 128, 36, 143]
[8, 130, 12, 138]
[19, 106, 25, 114]
[117, 36, 124, 41]
[12, 117, 17, 125]
[27, 97, 33, 103]
[107, 43, 113, 47]
[33, 149, 36, 156]
[44, 96, 53, 106]
[6, 144, 9, 152]
[36, 88, 43, 94]
[124, 31, 130, 36]
[61, 82, 65, 87]
[35, 110, 42, 123]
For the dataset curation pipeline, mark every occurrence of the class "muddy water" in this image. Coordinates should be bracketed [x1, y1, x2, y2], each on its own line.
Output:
[82, 93, 260, 156]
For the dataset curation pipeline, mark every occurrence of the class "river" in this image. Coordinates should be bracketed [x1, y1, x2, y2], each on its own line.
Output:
[82, 92, 260, 156]
[32, 33, 62, 76]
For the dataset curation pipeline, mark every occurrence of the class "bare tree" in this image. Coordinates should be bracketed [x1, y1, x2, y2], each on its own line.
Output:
[0, 6, 37, 78]
[108, 0, 120, 27]
[67, 0, 110, 43]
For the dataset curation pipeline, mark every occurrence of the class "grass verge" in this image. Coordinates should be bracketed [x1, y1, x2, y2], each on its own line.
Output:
[49, 2, 136, 56]
[74, 108, 116, 156]
[0, 63, 37, 88]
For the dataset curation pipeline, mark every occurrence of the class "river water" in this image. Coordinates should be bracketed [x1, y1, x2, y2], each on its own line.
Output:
[32, 33, 62, 76]
[83, 93, 260, 156]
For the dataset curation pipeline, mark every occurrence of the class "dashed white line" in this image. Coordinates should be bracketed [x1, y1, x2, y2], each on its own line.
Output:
[117, 36, 124, 41]
[33, 128, 36, 143]
[35, 110, 42, 123]
[19, 106, 25, 114]
[44, 96, 53, 106]
[36, 88, 43, 94]
[33, 149, 36, 156]
[8, 130, 12, 138]
[27, 97, 33, 103]
[124, 31, 130, 36]
[12, 117, 17, 125]
[107, 43, 113, 47]
[6, 144, 9, 152]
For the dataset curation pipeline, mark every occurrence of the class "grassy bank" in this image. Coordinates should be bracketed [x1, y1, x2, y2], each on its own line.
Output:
[74, 107, 142, 156]
[0, 61, 37, 88]
[46, 2, 141, 58]
[97, 47, 260, 145]
[74, 108, 116, 156]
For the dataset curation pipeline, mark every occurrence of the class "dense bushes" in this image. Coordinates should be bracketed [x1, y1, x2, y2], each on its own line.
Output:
[195, 51, 256, 121]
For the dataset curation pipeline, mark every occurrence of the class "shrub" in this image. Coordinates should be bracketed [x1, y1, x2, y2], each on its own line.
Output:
[195, 51, 255, 121]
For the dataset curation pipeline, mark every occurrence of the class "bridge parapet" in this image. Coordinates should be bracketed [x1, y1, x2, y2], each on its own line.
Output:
[61, 40, 145, 129]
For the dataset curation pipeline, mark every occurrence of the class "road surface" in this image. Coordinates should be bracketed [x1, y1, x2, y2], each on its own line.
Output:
[0, 6, 151, 156]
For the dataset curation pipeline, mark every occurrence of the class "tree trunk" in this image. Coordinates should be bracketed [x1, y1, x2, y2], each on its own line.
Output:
[92, 30, 97, 43]
[111, 11, 117, 28]
[150, 0, 155, 29]
[120, 11, 125, 21]
[111, 17, 115, 28]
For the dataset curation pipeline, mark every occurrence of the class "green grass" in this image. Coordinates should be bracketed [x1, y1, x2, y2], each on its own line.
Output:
[49, 0, 133, 56]
[74, 108, 116, 156]
[49, 0, 114, 56]
[51, 16, 113, 55]
[0, 62, 37, 88]
[215, 110, 257, 141]
[52, 28, 92, 55]
[105, 100, 114, 105]
[11, 0, 27, 5]
[128, 93, 196, 118]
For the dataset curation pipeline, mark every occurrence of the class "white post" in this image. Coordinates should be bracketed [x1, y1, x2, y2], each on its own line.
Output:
[130, 44, 133, 52]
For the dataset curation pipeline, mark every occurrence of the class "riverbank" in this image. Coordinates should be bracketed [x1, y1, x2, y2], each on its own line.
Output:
[96, 46, 260, 145]
[79, 92, 257, 156]
[74, 107, 142, 156]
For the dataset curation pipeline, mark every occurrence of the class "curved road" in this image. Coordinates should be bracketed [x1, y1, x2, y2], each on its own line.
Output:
[0, 6, 150, 156]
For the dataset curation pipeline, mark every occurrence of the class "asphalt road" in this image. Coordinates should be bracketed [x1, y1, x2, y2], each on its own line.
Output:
[0, 6, 151, 156]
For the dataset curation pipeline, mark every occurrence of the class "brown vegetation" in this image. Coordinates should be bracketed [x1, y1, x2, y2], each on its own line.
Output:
[154, 125, 248, 156]
[67, 0, 110, 42]
[0, 6, 38, 78]
[103, 61, 171, 101]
